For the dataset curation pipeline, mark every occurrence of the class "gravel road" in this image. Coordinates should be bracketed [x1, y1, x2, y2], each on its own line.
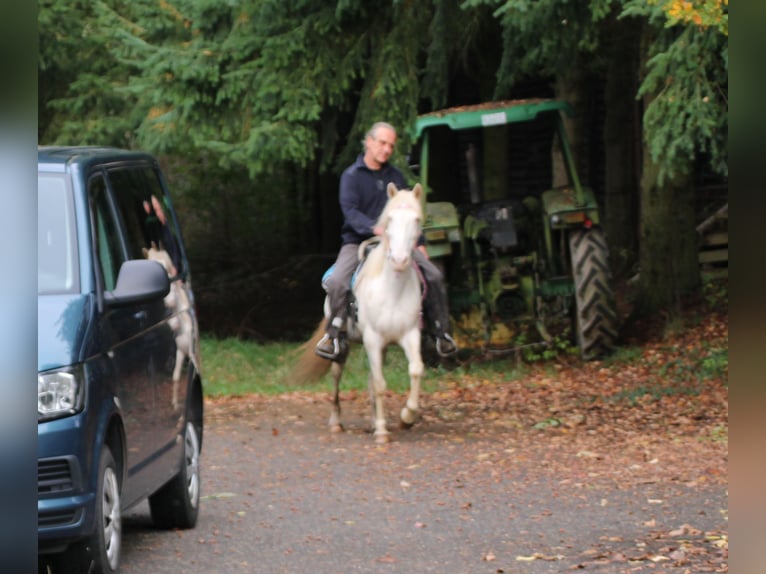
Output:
[116, 392, 728, 574]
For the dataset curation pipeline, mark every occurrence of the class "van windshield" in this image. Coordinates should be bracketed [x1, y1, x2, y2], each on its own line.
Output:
[39, 174, 79, 294]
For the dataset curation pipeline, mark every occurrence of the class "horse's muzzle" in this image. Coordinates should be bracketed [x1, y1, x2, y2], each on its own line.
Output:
[388, 253, 411, 272]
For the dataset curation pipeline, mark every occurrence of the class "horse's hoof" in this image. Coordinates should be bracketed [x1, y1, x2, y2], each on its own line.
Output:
[400, 407, 418, 428]
[374, 432, 391, 444]
[329, 424, 344, 434]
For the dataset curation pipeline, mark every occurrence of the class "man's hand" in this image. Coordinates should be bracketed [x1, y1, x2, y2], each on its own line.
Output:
[417, 245, 429, 259]
[373, 225, 384, 236]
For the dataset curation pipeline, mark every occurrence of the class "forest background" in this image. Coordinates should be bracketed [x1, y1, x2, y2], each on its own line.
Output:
[37, 0, 728, 340]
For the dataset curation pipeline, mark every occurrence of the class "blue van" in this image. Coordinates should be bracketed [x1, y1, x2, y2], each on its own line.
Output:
[37, 147, 204, 574]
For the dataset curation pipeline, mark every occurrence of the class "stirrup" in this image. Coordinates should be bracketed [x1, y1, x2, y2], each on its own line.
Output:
[436, 333, 458, 357]
[315, 333, 341, 360]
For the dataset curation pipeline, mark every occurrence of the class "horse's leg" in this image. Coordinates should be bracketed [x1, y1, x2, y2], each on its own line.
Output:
[328, 361, 344, 433]
[399, 329, 424, 428]
[364, 333, 390, 443]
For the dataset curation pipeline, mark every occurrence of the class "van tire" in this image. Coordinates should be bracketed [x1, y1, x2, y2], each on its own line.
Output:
[52, 446, 121, 574]
[149, 420, 201, 529]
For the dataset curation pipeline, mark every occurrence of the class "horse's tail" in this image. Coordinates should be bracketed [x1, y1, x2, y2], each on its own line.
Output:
[289, 318, 333, 384]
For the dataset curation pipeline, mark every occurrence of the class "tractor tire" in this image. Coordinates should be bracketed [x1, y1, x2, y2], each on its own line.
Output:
[569, 228, 619, 360]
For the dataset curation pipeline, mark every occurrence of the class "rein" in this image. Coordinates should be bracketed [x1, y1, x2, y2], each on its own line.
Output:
[412, 257, 428, 329]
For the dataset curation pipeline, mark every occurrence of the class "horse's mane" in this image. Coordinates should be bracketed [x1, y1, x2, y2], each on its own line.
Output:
[358, 237, 387, 279]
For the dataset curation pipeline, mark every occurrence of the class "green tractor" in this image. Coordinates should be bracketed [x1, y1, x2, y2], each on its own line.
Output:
[409, 99, 619, 360]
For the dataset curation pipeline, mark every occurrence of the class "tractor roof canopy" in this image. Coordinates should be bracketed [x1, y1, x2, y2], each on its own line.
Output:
[411, 99, 573, 140]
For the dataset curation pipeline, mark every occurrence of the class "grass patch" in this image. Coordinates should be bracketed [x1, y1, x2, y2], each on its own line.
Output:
[201, 337, 298, 396]
[699, 346, 728, 381]
[611, 382, 701, 406]
[603, 345, 643, 366]
[202, 336, 447, 397]
[706, 423, 728, 444]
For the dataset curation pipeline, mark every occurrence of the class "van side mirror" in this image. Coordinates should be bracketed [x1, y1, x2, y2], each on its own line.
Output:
[104, 259, 170, 307]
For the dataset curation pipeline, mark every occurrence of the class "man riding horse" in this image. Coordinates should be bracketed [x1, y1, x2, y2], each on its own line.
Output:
[316, 121, 457, 361]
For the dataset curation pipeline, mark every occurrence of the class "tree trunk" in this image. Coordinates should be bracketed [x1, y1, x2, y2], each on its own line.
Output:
[635, 136, 700, 317]
[633, 25, 701, 319]
[603, 17, 641, 278]
[553, 64, 587, 188]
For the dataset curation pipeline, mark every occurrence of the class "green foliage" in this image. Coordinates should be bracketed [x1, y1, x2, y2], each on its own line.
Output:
[513, 332, 578, 362]
[38, 0, 141, 144]
[603, 345, 643, 366]
[698, 345, 728, 382]
[611, 381, 699, 405]
[532, 417, 562, 430]
[463, 0, 618, 95]
[641, 0, 728, 36]
[702, 275, 728, 310]
[38, 0, 729, 330]
[622, 1, 728, 183]
[41, 0, 438, 179]
[39, 0, 729, 182]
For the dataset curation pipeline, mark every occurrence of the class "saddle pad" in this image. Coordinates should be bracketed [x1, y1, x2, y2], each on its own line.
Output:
[321, 263, 363, 292]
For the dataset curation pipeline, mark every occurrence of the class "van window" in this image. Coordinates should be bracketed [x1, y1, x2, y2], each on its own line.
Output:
[140, 167, 185, 277]
[107, 166, 184, 279]
[90, 174, 125, 292]
[38, 174, 79, 294]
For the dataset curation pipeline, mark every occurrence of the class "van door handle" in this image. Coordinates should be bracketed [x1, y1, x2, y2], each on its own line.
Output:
[134, 310, 147, 322]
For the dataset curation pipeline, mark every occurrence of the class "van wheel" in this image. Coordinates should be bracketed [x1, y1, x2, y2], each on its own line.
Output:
[52, 446, 121, 574]
[149, 421, 201, 529]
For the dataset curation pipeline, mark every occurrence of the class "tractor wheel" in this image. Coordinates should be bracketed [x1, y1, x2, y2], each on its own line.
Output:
[568, 229, 619, 360]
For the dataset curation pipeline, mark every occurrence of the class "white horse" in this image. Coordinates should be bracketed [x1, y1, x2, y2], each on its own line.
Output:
[295, 183, 425, 443]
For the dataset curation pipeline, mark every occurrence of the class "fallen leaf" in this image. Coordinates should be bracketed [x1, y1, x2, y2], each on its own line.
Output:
[516, 553, 562, 562]
[669, 549, 687, 561]
[576, 450, 601, 459]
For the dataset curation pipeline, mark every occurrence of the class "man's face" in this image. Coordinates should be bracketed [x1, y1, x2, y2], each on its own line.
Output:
[365, 127, 396, 169]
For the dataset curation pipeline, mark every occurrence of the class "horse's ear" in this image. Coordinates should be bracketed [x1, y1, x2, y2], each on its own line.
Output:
[412, 183, 422, 201]
[387, 182, 398, 198]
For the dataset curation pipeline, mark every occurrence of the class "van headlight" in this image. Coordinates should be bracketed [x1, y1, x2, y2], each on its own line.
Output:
[38, 367, 84, 421]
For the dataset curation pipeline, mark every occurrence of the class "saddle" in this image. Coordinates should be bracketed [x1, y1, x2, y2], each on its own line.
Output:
[321, 238, 427, 326]
[321, 237, 381, 293]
